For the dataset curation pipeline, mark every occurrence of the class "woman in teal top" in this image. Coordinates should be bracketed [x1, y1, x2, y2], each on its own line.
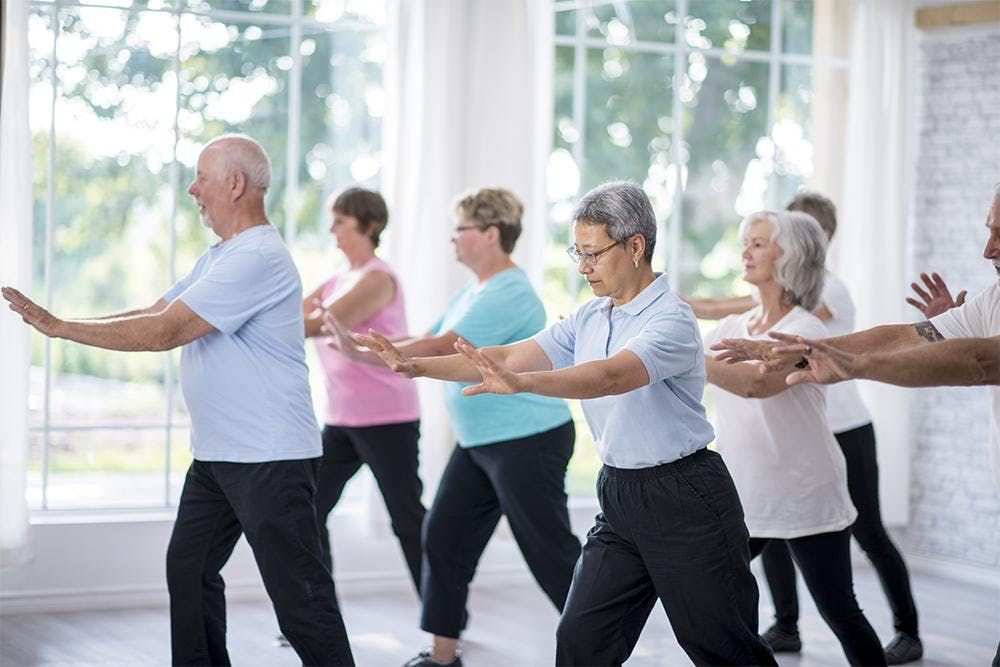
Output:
[329, 187, 578, 667]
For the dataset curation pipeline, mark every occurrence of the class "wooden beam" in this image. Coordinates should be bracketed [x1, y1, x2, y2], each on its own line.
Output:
[916, 1, 1000, 29]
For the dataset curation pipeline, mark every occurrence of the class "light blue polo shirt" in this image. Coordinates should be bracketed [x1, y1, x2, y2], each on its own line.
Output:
[534, 274, 714, 469]
[162, 224, 321, 463]
[431, 267, 571, 447]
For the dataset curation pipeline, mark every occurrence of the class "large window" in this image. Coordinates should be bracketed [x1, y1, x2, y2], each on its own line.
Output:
[548, 0, 849, 494]
[27, 0, 384, 510]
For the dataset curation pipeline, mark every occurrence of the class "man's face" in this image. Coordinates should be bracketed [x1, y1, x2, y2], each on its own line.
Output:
[983, 197, 1000, 277]
[187, 148, 228, 231]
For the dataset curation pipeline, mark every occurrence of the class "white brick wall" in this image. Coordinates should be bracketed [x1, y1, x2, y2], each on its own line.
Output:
[902, 26, 1000, 568]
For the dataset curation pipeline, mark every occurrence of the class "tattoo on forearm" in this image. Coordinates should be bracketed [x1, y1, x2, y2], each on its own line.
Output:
[913, 321, 944, 343]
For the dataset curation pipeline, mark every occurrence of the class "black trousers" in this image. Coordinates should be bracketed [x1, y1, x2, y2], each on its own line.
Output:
[420, 421, 580, 639]
[750, 530, 886, 666]
[316, 421, 425, 593]
[166, 459, 354, 666]
[556, 448, 777, 667]
[761, 422, 919, 636]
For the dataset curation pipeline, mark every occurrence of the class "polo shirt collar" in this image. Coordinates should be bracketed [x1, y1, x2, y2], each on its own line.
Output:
[617, 273, 671, 316]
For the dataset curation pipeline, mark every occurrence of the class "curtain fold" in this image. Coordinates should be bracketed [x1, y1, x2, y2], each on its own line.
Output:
[381, 0, 554, 482]
[835, 0, 915, 524]
[1, 0, 34, 565]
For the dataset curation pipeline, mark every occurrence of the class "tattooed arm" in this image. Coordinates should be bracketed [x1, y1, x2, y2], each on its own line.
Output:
[820, 321, 944, 355]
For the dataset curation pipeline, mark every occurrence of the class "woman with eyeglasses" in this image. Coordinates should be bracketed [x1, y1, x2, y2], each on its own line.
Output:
[328, 186, 578, 667]
[703, 210, 886, 666]
[345, 182, 776, 666]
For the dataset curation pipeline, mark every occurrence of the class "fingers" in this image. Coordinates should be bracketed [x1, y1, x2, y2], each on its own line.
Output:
[767, 332, 802, 344]
[929, 272, 951, 296]
[905, 297, 927, 313]
[956, 290, 967, 306]
[461, 383, 488, 397]
[921, 272, 940, 296]
[909, 281, 932, 303]
[785, 370, 811, 386]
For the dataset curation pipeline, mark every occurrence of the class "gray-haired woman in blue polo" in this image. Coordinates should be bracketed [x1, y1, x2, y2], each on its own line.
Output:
[357, 181, 776, 666]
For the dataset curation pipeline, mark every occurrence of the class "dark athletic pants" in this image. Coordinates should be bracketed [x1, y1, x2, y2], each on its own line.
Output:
[420, 421, 580, 638]
[555, 448, 777, 667]
[761, 422, 919, 637]
[750, 530, 886, 666]
[315, 421, 425, 593]
[166, 459, 354, 666]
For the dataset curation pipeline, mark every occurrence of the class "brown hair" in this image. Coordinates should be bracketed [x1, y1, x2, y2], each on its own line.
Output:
[331, 187, 389, 247]
[453, 187, 524, 254]
[786, 191, 837, 239]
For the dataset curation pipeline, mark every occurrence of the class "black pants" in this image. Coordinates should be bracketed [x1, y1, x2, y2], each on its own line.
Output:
[556, 448, 777, 667]
[761, 422, 919, 637]
[750, 530, 886, 666]
[420, 421, 580, 638]
[316, 421, 425, 593]
[166, 459, 354, 666]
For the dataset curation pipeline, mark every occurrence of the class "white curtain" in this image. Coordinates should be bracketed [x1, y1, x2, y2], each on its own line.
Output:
[835, 0, 915, 524]
[381, 0, 554, 480]
[1, 0, 34, 564]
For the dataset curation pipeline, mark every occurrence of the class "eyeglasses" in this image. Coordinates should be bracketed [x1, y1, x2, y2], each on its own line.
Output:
[566, 241, 620, 266]
[453, 225, 481, 234]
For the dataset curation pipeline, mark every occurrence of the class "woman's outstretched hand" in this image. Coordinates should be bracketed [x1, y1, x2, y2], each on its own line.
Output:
[352, 328, 420, 378]
[454, 337, 525, 396]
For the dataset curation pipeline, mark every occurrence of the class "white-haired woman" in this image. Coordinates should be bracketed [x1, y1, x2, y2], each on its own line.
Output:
[703, 210, 886, 666]
[349, 182, 776, 666]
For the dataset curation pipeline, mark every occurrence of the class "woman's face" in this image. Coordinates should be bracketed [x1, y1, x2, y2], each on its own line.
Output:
[573, 222, 629, 298]
[741, 218, 782, 287]
[450, 216, 492, 267]
[329, 211, 367, 251]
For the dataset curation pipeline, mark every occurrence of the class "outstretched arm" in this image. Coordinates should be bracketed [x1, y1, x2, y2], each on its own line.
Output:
[304, 271, 396, 338]
[3, 286, 215, 352]
[683, 295, 755, 320]
[454, 338, 648, 399]
[771, 333, 1000, 387]
[704, 353, 800, 398]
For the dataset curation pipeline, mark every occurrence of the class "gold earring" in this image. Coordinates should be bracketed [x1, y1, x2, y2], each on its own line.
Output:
[633, 257, 639, 269]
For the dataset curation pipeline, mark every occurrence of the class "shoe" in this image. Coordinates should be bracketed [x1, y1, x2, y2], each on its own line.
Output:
[885, 632, 923, 665]
[761, 625, 802, 653]
[402, 649, 463, 667]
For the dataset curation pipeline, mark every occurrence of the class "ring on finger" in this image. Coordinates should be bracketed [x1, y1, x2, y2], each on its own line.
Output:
[804, 344, 813, 356]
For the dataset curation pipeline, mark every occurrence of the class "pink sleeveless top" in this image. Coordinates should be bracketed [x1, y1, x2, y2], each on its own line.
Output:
[314, 257, 420, 427]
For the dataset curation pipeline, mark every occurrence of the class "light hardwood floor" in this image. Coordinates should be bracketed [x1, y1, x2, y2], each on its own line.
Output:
[2, 564, 997, 665]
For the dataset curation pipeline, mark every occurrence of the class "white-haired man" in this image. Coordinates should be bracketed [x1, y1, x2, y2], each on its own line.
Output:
[3, 134, 354, 666]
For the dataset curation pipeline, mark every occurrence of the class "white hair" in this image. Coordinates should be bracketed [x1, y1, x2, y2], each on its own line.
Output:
[203, 133, 271, 192]
[739, 210, 827, 310]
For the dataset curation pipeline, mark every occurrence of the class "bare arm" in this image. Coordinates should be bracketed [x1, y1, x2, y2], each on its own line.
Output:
[704, 354, 798, 398]
[78, 299, 170, 321]
[304, 271, 396, 338]
[772, 334, 1000, 387]
[683, 295, 755, 320]
[455, 339, 650, 399]
[352, 329, 553, 383]
[2, 287, 214, 351]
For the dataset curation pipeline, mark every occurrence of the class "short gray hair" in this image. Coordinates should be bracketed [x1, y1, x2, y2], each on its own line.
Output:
[572, 181, 657, 263]
[204, 133, 272, 192]
[739, 210, 827, 310]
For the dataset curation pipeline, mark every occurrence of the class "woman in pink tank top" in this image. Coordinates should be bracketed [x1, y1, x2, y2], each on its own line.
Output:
[302, 188, 424, 598]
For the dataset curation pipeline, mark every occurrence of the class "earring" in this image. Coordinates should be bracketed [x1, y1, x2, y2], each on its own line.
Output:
[633, 257, 639, 269]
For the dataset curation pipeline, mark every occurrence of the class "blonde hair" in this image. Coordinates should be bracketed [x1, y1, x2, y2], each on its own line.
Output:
[453, 187, 524, 254]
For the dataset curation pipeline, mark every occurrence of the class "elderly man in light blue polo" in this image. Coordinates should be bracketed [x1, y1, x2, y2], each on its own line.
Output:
[355, 181, 776, 666]
[2, 134, 354, 666]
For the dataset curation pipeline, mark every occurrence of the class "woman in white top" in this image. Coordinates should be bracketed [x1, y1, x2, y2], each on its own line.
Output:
[688, 192, 921, 664]
[703, 210, 886, 666]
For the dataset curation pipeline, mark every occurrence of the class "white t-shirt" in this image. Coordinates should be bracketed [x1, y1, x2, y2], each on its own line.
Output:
[705, 306, 857, 538]
[930, 282, 1000, 491]
[820, 272, 873, 433]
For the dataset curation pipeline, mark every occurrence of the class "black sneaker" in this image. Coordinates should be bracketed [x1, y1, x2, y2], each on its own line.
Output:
[885, 632, 923, 665]
[402, 649, 463, 667]
[761, 625, 802, 653]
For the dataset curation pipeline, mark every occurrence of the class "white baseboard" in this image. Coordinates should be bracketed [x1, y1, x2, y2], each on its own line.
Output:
[0, 564, 531, 616]
[903, 553, 1000, 590]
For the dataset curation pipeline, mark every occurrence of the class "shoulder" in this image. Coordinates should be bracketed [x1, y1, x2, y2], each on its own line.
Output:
[779, 307, 829, 338]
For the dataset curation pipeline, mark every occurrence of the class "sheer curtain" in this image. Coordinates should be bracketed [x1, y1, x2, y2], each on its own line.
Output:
[381, 0, 553, 480]
[1, 0, 33, 564]
[835, 0, 916, 524]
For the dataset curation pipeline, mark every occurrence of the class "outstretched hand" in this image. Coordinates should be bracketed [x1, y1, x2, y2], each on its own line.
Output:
[321, 312, 367, 359]
[454, 337, 525, 396]
[905, 272, 965, 318]
[767, 332, 860, 385]
[352, 328, 420, 377]
[2, 286, 62, 337]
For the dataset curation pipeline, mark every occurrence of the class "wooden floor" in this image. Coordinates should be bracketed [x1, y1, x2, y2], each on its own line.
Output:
[2, 565, 997, 666]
